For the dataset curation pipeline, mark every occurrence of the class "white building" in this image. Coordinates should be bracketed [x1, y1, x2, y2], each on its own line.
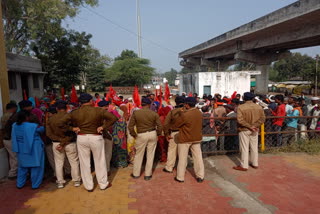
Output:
[6, 53, 45, 102]
[180, 71, 260, 98]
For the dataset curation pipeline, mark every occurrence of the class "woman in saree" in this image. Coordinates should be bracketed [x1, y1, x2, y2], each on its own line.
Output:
[109, 102, 129, 168]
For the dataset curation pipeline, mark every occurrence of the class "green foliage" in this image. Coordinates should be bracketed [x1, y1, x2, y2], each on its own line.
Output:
[114, 49, 138, 61]
[270, 53, 316, 82]
[164, 68, 178, 86]
[105, 50, 154, 86]
[232, 61, 256, 71]
[85, 47, 111, 92]
[34, 30, 93, 90]
[264, 139, 320, 155]
[2, 0, 98, 53]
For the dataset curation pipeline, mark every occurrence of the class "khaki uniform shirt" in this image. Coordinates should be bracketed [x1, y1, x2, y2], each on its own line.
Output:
[174, 107, 203, 143]
[237, 101, 266, 132]
[163, 107, 184, 136]
[46, 111, 76, 146]
[1, 112, 13, 140]
[58, 105, 118, 135]
[128, 108, 162, 137]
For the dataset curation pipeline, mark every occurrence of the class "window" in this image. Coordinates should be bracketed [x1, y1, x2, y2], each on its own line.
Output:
[8, 72, 17, 90]
[33, 74, 39, 89]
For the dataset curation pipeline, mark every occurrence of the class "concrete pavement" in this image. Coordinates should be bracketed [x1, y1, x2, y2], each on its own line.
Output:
[0, 153, 319, 214]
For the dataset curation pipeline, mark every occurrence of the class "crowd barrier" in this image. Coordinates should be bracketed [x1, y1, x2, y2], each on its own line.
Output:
[201, 116, 320, 155]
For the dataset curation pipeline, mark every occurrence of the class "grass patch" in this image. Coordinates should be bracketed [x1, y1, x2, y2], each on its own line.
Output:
[263, 139, 320, 155]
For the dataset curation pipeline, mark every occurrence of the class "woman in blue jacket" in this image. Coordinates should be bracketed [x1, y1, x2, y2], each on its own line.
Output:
[11, 110, 45, 189]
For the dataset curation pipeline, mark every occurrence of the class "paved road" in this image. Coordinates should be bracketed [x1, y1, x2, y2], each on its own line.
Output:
[1, 153, 320, 214]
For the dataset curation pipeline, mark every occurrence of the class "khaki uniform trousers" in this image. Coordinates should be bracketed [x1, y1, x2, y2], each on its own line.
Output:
[164, 131, 179, 172]
[52, 142, 81, 184]
[133, 130, 157, 177]
[239, 130, 258, 169]
[104, 138, 113, 172]
[177, 143, 205, 181]
[77, 135, 109, 190]
[3, 140, 18, 177]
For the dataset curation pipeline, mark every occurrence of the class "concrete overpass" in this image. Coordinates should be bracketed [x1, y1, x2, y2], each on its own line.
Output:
[179, 0, 320, 93]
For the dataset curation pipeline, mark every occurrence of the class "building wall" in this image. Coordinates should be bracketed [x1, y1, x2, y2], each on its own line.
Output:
[8, 72, 45, 102]
[6, 53, 45, 103]
[28, 73, 45, 99]
[179, 73, 199, 94]
[9, 72, 22, 102]
[180, 71, 251, 98]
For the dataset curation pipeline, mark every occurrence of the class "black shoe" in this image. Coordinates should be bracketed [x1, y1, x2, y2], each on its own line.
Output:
[144, 176, 152, 181]
[8, 176, 17, 180]
[196, 178, 204, 183]
[87, 189, 94, 192]
[163, 168, 173, 173]
[130, 174, 140, 179]
[100, 183, 112, 190]
[174, 177, 184, 183]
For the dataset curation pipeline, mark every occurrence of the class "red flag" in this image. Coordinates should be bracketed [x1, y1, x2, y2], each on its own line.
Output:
[164, 82, 170, 102]
[188, 92, 193, 97]
[133, 85, 141, 107]
[71, 85, 78, 103]
[23, 90, 28, 100]
[61, 88, 66, 100]
[158, 85, 163, 110]
[231, 91, 237, 100]
[154, 89, 159, 102]
[105, 92, 110, 101]
[35, 97, 40, 108]
[109, 85, 122, 106]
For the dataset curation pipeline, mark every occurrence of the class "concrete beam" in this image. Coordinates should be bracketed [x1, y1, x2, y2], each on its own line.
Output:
[180, 0, 320, 58]
[234, 51, 290, 65]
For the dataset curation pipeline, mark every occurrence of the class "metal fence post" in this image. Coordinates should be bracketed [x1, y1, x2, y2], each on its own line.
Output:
[261, 123, 265, 152]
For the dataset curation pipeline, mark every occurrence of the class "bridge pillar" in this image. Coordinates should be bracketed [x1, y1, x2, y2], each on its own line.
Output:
[255, 64, 270, 94]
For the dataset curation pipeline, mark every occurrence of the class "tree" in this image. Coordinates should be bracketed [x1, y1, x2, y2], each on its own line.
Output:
[85, 47, 112, 92]
[105, 50, 154, 86]
[2, 0, 98, 54]
[34, 30, 93, 90]
[114, 49, 138, 61]
[233, 61, 256, 71]
[270, 53, 316, 82]
[164, 68, 178, 86]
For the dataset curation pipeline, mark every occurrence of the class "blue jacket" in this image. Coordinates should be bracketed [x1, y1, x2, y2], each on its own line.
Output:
[12, 122, 44, 167]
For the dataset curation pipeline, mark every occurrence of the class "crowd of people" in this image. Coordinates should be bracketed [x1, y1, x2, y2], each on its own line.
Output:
[1, 89, 319, 191]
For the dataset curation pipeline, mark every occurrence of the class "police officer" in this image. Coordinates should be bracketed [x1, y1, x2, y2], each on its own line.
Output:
[98, 100, 114, 176]
[46, 102, 81, 189]
[174, 97, 205, 183]
[128, 97, 162, 181]
[58, 94, 118, 192]
[163, 96, 185, 173]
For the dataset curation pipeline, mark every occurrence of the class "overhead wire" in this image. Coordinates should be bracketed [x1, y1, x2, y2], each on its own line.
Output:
[83, 6, 178, 55]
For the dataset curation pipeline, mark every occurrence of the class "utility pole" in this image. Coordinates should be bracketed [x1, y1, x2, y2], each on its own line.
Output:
[0, 1, 10, 113]
[316, 55, 319, 97]
[136, 0, 142, 58]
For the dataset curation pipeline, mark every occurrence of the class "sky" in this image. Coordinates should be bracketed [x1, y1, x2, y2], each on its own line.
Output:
[63, 0, 320, 73]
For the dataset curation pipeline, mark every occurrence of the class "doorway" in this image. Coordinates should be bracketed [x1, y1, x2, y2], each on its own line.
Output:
[21, 74, 29, 98]
[203, 85, 211, 95]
